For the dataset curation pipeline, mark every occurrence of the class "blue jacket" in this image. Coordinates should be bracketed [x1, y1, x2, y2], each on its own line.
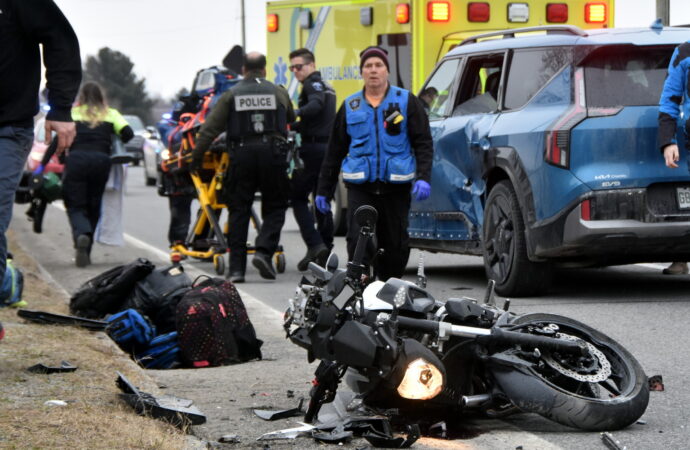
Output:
[341, 86, 416, 184]
[658, 41, 690, 150]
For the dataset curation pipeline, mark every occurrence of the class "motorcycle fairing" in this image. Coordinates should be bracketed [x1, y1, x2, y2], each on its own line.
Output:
[332, 321, 380, 367]
[366, 278, 435, 315]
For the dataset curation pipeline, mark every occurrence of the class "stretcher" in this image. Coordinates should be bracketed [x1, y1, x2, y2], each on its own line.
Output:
[161, 135, 286, 276]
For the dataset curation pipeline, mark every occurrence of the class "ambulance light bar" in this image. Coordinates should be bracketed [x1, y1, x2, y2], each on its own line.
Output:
[585, 2, 607, 24]
[397, 3, 410, 24]
[468, 2, 490, 22]
[546, 3, 568, 23]
[508, 3, 529, 23]
[267, 14, 278, 32]
[427, 1, 450, 22]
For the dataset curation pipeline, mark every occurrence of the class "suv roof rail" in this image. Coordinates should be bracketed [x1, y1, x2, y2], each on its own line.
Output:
[459, 25, 588, 46]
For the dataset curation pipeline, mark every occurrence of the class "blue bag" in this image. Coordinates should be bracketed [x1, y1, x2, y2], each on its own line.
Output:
[106, 309, 155, 349]
[135, 331, 181, 369]
[0, 259, 24, 308]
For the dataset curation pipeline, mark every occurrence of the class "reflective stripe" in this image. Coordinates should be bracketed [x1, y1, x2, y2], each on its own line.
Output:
[389, 172, 415, 182]
[343, 171, 366, 180]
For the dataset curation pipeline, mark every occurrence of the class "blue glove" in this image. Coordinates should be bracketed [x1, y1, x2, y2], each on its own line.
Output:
[315, 195, 331, 214]
[412, 180, 431, 201]
[32, 165, 44, 176]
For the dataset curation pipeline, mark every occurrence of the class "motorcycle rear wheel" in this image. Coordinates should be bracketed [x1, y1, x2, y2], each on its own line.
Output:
[491, 313, 649, 431]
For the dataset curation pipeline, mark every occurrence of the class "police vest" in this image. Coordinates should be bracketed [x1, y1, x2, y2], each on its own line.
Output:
[341, 86, 416, 184]
[227, 78, 287, 141]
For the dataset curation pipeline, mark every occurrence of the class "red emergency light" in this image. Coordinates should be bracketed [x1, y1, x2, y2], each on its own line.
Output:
[427, 1, 450, 22]
[267, 14, 279, 32]
[546, 3, 568, 23]
[396, 3, 410, 24]
[585, 2, 607, 24]
[468, 2, 490, 22]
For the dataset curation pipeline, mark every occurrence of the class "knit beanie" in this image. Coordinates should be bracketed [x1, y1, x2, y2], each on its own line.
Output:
[359, 46, 389, 71]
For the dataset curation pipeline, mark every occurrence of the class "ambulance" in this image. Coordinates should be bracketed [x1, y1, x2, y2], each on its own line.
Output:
[266, 0, 614, 103]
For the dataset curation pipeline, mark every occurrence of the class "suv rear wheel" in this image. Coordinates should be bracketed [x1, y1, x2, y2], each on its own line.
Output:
[483, 180, 551, 296]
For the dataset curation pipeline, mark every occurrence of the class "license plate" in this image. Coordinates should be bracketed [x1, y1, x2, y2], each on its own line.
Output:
[677, 187, 690, 209]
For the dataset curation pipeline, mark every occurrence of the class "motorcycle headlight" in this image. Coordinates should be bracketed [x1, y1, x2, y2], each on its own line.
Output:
[396, 358, 444, 400]
[161, 149, 171, 161]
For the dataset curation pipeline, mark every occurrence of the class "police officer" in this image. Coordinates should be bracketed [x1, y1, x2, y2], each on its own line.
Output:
[659, 39, 690, 276]
[315, 46, 433, 280]
[192, 52, 295, 282]
[288, 48, 336, 271]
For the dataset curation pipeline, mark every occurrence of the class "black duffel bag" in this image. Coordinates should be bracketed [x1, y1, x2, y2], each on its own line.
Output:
[70, 258, 155, 318]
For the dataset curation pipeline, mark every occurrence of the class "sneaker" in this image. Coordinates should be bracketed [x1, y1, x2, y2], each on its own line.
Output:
[75, 234, 91, 267]
[252, 253, 276, 280]
[229, 272, 245, 283]
[662, 261, 688, 275]
[297, 243, 330, 271]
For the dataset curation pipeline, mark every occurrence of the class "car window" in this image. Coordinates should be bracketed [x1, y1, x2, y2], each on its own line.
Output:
[584, 45, 673, 108]
[123, 115, 145, 132]
[504, 47, 573, 110]
[453, 54, 504, 116]
[419, 58, 461, 120]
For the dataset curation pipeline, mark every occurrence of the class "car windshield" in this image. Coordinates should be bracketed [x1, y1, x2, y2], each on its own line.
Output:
[583, 45, 673, 108]
[123, 115, 146, 132]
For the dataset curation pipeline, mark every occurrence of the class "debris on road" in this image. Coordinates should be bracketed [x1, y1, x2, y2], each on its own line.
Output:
[27, 360, 77, 374]
[116, 371, 206, 427]
[253, 398, 304, 421]
[601, 431, 627, 450]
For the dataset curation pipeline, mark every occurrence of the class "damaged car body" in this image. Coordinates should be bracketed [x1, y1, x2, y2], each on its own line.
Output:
[409, 25, 690, 296]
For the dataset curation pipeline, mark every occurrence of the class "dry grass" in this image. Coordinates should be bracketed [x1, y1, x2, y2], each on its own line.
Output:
[0, 234, 187, 449]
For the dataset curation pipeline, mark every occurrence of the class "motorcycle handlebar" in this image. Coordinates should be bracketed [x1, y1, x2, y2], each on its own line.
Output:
[389, 315, 587, 355]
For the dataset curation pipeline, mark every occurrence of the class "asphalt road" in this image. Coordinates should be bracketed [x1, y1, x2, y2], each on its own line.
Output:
[17, 165, 690, 449]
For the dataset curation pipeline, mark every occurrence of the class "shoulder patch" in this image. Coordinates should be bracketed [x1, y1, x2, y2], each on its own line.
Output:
[349, 97, 361, 111]
[312, 82, 323, 91]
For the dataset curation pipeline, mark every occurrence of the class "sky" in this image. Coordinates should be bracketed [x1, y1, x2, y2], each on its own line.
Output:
[54, 0, 690, 101]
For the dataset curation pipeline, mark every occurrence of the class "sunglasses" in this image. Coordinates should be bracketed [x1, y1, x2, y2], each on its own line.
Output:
[289, 63, 306, 72]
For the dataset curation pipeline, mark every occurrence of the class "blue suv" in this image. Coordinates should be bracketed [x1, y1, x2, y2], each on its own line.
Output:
[409, 25, 690, 297]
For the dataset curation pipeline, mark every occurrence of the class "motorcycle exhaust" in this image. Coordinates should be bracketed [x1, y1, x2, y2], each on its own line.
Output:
[461, 393, 492, 408]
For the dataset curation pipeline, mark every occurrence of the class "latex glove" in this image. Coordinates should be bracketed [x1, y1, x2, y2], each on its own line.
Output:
[412, 180, 431, 201]
[315, 195, 331, 214]
[32, 165, 44, 176]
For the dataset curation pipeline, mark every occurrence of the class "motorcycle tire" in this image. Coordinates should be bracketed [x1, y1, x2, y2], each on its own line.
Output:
[489, 313, 649, 431]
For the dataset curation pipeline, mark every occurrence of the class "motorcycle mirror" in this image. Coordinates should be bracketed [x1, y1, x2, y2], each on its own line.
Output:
[223, 45, 244, 74]
[355, 205, 378, 229]
[326, 253, 339, 273]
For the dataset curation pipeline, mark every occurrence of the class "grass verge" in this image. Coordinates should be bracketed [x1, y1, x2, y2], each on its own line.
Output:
[0, 232, 187, 449]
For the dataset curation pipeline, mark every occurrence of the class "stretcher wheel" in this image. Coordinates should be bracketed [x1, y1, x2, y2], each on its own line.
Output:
[213, 254, 225, 276]
[275, 253, 286, 274]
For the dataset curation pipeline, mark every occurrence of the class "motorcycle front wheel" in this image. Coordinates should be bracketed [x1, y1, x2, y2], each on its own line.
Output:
[490, 313, 649, 431]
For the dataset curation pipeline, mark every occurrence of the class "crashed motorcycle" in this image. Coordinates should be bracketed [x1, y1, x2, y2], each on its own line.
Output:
[284, 206, 649, 432]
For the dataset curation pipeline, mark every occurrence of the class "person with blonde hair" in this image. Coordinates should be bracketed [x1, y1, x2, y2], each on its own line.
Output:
[62, 82, 134, 267]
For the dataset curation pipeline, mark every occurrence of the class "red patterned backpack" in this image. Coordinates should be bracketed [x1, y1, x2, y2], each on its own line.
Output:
[175, 277, 262, 367]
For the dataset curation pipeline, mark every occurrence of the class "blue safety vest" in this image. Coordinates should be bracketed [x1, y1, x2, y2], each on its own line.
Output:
[341, 86, 416, 184]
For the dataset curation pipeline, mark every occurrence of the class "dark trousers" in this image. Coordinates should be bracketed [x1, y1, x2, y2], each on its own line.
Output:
[168, 194, 193, 244]
[62, 151, 111, 245]
[224, 144, 289, 273]
[346, 188, 411, 281]
[290, 142, 333, 249]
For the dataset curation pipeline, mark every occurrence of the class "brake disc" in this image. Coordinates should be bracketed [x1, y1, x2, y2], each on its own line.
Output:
[541, 332, 612, 382]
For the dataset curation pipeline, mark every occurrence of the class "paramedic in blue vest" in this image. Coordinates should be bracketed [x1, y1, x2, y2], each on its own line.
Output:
[659, 40, 690, 276]
[288, 48, 336, 271]
[191, 52, 295, 282]
[315, 46, 433, 280]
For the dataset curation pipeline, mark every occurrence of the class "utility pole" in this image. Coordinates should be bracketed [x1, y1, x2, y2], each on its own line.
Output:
[656, 0, 670, 26]
[241, 0, 246, 51]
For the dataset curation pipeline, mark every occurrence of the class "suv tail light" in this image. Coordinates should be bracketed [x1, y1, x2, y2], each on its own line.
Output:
[585, 2, 607, 24]
[468, 2, 490, 22]
[581, 199, 591, 220]
[546, 3, 568, 23]
[545, 68, 587, 168]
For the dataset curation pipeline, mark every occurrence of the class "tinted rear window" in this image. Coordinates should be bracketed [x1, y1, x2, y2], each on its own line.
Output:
[504, 47, 573, 110]
[584, 45, 673, 108]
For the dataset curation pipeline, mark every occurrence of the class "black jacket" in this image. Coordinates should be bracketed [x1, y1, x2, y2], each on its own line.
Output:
[317, 87, 433, 197]
[0, 0, 81, 127]
[292, 71, 336, 139]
